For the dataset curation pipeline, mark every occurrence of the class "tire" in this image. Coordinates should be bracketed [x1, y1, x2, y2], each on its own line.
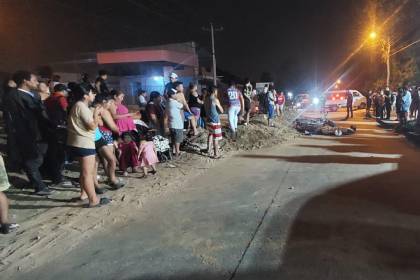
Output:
[358, 102, 366, 109]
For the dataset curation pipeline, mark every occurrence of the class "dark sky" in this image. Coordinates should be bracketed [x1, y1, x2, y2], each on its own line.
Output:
[0, 0, 376, 90]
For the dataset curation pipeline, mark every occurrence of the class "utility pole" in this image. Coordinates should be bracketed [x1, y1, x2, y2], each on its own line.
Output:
[385, 36, 391, 88]
[202, 23, 223, 86]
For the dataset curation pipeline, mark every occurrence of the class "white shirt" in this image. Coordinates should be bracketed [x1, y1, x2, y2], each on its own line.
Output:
[18, 88, 34, 98]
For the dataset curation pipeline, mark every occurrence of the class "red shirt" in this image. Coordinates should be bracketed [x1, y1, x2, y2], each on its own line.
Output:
[44, 92, 68, 125]
[44, 92, 68, 111]
[276, 93, 285, 105]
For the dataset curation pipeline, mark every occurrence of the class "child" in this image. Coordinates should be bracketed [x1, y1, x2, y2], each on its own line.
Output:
[138, 136, 159, 177]
[204, 86, 224, 159]
[118, 132, 139, 176]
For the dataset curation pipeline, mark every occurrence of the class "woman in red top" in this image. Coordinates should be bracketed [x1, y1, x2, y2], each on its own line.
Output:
[276, 91, 286, 117]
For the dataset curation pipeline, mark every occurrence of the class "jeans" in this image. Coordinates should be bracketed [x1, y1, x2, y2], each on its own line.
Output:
[228, 106, 241, 132]
[23, 142, 48, 192]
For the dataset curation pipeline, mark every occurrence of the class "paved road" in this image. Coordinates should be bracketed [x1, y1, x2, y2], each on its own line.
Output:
[18, 111, 420, 280]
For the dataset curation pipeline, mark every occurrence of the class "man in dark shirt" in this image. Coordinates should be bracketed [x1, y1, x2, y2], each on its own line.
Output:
[384, 87, 392, 120]
[95, 69, 110, 97]
[10, 71, 52, 195]
[346, 90, 354, 119]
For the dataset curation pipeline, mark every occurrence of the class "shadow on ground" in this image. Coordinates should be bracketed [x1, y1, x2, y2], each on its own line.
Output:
[238, 132, 420, 279]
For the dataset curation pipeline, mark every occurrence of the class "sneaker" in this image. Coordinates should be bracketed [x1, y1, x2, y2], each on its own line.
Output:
[0, 223, 20, 234]
[35, 188, 52, 196]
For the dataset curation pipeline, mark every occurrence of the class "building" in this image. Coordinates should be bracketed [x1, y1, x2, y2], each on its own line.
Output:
[50, 42, 199, 104]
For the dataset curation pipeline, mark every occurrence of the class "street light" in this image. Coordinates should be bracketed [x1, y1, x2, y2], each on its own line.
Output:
[369, 31, 377, 40]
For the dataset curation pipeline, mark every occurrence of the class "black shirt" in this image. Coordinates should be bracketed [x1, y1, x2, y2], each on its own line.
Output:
[188, 94, 202, 108]
[96, 77, 110, 96]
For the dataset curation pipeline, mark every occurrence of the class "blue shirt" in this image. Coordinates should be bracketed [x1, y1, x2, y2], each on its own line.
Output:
[401, 91, 412, 112]
[94, 127, 102, 141]
[227, 86, 241, 107]
[167, 99, 184, 129]
[208, 96, 220, 123]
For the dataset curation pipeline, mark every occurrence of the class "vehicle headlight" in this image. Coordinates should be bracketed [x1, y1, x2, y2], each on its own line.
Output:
[312, 97, 320, 105]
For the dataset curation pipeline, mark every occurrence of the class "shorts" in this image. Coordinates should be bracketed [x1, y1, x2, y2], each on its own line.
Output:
[0, 155, 10, 192]
[170, 128, 184, 144]
[95, 137, 108, 151]
[100, 130, 114, 145]
[190, 107, 201, 120]
[268, 104, 275, 119]
[67, 146, 96, 158]
[207, 122, 222, 141]
[244, 99, 251, 113]
[184, 111, 193, 120]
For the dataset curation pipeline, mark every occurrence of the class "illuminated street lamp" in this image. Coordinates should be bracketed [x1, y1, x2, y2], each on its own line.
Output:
[369, 31, 377, 40]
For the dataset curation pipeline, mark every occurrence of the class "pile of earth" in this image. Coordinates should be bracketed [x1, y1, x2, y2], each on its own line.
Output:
[182, 111, 299, 154]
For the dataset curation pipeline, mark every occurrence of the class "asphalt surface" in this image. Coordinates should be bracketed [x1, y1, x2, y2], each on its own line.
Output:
[17, 110, 420, 280]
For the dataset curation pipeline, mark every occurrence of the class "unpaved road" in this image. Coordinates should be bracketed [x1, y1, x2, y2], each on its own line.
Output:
[15, 111, 420, 280]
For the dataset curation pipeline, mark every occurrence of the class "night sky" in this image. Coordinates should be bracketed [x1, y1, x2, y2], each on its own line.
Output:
[1, 0, 417, 91]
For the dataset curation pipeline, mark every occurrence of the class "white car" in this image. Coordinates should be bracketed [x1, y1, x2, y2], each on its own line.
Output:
[324, 90, 366, 112]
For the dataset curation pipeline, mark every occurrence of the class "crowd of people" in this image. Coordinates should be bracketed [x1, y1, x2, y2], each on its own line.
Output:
[0, 70, 287, 234]
[365, 85, 420, 127]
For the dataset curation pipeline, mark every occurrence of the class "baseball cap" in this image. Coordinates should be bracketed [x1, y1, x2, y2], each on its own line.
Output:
[169, 72, 178, 79]
[53, 83, 68, 92]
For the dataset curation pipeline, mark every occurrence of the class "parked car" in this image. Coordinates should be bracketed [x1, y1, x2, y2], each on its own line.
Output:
[324, 90, 366, 112]
[293, 93, 312, 109]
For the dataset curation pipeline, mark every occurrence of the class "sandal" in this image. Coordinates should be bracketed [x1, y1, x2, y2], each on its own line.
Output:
[85, 197, 112, 208]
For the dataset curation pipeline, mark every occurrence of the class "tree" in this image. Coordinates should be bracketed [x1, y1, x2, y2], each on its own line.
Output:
[391, 54, 419, 87]
[363, 0, 420, 88]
